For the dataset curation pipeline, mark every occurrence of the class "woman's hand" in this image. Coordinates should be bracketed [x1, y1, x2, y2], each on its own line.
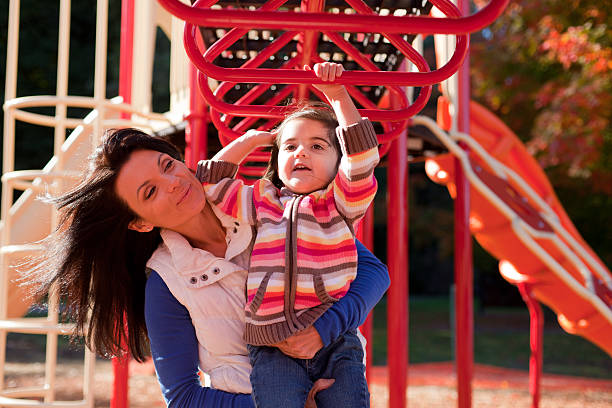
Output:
[272, 326, 324, 359]
[305, 62, 347, 101]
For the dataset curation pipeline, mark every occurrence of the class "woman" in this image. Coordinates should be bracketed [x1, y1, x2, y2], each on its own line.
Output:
[27, 127, 389, 407]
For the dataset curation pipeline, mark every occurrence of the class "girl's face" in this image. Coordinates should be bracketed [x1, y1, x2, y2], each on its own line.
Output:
[277, 118, 339, 194]
[115, 149, 206, 231]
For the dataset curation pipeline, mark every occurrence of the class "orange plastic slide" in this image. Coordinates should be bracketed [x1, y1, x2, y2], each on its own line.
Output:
[425, 97, 612, 356]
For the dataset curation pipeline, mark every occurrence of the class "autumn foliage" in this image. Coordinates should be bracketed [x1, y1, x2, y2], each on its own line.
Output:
[471, 0, 612, 193]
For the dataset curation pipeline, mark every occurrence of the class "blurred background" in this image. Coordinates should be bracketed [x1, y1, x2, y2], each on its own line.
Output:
[0, 0, 610, 405]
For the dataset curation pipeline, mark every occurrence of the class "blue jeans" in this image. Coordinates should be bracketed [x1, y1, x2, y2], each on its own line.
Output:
[248, 330, 369, 408]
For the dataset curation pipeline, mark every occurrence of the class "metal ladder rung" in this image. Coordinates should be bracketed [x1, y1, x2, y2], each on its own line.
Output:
[0, 244, 45, 256]
[0, 385, 50, 399]
[0, 396, 89, 408]
[0, 319, 75, 335]
[1, 170, 83, 184]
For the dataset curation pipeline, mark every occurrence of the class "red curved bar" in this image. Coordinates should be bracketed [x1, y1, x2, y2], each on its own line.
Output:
[317, 32, 420, 102]
[213, 84, 297, 144]
[159, 0, 502, 161]
[199, 69, 427, 123]
[191, 33, 431, 122]
[171, 0, 470, 124]
[175, 0, 468, 87]
[200, 0, 291, 63]
[158, 0, 509, 35]
[184, 21, 467, 87]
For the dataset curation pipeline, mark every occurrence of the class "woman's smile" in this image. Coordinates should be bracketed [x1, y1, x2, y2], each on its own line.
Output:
[177, 184, 192, 205]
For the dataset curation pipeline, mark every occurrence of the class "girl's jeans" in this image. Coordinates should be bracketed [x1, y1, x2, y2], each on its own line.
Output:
[247, 330, 370, 408]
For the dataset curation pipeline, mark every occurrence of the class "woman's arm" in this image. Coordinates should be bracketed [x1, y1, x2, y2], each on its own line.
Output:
[145, 271, 254, 408]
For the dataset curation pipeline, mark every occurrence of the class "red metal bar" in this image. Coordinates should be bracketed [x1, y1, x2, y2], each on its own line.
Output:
[517, 283, 543, 408]
[180, 0, 437, 119]
[110, 356, 129, 408]
[454, 157, 472, 408]
[208, 82, 297, 143]
[307, 56, 412, 146]
[178, 0, 469, 88]
[454, 0, 473, 404]
[176, 0, 452, 122]
[158, 0, 509, 35]
[119, 0, 134, 105]
[186, 64, 208, 168]
[230, 86, 295, 133]
[318, 32, 422, 112]
[185, 26, 209, 168]
[454, 169, 473, 405]
[203, 10, 295, 64]
[113, 1, 135, 407]
[297, 0, 324, 99]
[184, 32, 437, 121]
[185, 24, 466, 88]
[387, 91, 409, 408]
[195, 67, 430, 122]
[287, 54, 413, 143]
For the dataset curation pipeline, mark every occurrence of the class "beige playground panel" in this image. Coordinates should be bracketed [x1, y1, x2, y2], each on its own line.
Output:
[0, 1, 191, 406]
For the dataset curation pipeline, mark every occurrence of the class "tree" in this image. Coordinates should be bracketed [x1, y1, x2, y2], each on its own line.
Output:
[472, 0, 612, 192]
[470, 0, 612, 266]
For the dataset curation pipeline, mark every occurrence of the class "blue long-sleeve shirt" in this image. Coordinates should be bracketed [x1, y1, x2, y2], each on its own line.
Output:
[144, 240, 389, 407]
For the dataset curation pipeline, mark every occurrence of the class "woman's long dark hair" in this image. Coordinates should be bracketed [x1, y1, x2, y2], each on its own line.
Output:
[24, 128, 183, 362]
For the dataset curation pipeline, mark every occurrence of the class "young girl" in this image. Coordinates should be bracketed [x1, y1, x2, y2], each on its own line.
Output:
[197, 62, 379, 407]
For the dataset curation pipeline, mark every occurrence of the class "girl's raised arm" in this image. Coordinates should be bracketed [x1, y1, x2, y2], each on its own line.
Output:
[306, 62, 361, 127]
[210, 129, 275, 164]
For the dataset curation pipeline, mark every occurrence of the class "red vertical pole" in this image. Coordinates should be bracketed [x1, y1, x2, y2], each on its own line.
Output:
[387, 106, 409, 407]
[186, 32, 208, 167]
[186, 64, 208, 167]
[454, 1, 473, 407]
[111, 354, 129, 408]
[119, 0, 133, 105]
[357, 206, 375, 382]
[114, 1, 134, 408]
[518, 283, 543, 408]
[296, 0, 323, 100]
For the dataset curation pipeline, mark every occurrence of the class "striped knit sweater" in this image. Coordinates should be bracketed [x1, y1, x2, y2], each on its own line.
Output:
[197, 118, 380, 345]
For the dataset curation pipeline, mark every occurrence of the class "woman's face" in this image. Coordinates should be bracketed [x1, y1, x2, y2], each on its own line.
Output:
[115, 149, 206, 231]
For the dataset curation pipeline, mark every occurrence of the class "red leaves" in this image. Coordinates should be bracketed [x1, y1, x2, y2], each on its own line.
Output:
[471, 0, 612, 192]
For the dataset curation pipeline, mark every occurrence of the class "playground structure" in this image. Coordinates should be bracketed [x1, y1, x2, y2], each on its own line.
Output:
[1, 1, 611, 408]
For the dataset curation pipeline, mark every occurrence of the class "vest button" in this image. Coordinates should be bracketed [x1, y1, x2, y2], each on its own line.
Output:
[213, 267, 220, 274]
[189, 277, 198, 284]
[201, 274, 208, 281]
